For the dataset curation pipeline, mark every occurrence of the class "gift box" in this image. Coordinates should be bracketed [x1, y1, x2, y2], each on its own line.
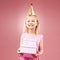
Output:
[20, 39, 37, 54]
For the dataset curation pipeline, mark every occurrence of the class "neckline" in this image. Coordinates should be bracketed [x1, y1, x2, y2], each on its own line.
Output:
[25, 32, 39, 37]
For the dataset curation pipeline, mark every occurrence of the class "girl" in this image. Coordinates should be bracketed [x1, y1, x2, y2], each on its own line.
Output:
[17, 4, 43, 60]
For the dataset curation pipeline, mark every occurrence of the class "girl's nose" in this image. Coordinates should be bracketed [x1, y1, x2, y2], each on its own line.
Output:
[29, 21, 33, 23]
[29, 22, 33, 24]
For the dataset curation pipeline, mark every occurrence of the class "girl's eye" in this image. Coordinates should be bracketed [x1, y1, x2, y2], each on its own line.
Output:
[27, 20, 30, 22]
[26, 20, 30, 22]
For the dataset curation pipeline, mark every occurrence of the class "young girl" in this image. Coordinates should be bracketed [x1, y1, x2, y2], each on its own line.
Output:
[17, 4, 43, 60]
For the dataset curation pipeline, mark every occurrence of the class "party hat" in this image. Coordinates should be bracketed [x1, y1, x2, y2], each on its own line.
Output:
[28, 3, 36, 16]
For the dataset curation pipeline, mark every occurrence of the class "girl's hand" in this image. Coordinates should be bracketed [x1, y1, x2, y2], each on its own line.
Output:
[17, 49, 20, 53]
[36, 50, 43, 56]
[32, 51, 43, 57]
[17, 49, 23, 57]
[17, 53, 23, 57]
[35, 52, 41, 57]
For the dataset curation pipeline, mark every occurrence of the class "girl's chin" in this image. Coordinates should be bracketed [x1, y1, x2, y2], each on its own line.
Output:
[27, 26, 35, 28]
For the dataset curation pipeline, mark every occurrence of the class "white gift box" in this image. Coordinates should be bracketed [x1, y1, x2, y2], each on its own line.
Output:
[20, 39, 37, 54]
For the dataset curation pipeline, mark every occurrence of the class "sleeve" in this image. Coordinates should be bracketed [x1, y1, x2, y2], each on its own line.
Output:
[37, 34, 43, 51]
[20, 33, 25, 40]
[38, 34, 43, 43]
[19, 32, 26, 46]
[40, 34, 43, 40]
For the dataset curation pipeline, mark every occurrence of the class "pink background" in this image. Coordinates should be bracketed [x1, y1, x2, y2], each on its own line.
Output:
[0, 0, 60, 60]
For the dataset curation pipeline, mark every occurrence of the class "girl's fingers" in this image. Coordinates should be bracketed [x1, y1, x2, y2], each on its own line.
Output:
[32, 54, 37, 57]
[17, 53, 23, 57]
[17, 49, 20, 53]
[35, 53, 40, 57]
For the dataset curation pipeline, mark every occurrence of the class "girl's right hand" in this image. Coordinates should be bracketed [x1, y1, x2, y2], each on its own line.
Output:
[17, 49, 20, 53]
[17, 53, 23, 57]
[17, 49, 23, 56]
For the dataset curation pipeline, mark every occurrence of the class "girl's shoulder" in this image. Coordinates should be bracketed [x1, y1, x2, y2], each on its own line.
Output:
[37, 33, 44, 39]
[21, 32, 27, 38]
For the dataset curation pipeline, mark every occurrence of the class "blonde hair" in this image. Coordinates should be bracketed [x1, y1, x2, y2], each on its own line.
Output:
[23, 15, 40, 34]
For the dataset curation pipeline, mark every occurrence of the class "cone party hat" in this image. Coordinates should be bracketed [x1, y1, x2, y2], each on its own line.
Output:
[28, 3, 36, 16]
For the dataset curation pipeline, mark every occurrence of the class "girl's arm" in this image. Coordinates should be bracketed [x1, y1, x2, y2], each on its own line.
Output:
[17, 34, 23, 53]
[35, 35, 43, 56]
[17, 34, 24, 56]
[39, 38, 43, 55]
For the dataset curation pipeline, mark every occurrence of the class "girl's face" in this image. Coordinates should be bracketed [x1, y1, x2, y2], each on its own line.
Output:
[25, 16, 38, 29]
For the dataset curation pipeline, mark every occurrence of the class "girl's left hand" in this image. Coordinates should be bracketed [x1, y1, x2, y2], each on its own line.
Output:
[35, 52, 41, 57]
[32, 51, 43, 57]
[32, 52, 40, 57]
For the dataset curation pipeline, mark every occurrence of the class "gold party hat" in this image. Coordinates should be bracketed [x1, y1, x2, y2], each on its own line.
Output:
[28, 3, 36, 16]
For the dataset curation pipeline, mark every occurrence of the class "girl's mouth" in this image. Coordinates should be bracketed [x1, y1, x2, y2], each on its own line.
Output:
[28, 24, 34, 26]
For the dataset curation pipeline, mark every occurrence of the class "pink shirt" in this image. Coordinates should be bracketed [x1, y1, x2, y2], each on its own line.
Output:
[20, 32, 43, 58]
[21, 32, 43, 51]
